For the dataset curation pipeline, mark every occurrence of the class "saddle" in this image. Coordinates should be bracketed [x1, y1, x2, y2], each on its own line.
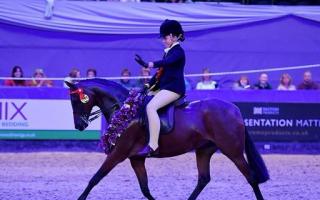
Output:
[139, 95, 189, 135]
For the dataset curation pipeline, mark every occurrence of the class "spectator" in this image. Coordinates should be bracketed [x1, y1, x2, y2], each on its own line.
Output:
[119, 68, 136, 90]
[277, 73, 296, 91]
[254, 73, 272, 90]
[297, 71, 319, 90]
[184, 77, 192, 91]
[196, 68, 217, 90]
[4, 65, 27, 86]
[86, 68, 97, 79]
[64, 68, 80, 88]
[136, 67, 151, 89]
[233, 75, 251, 90]
[28, 68, 53, 87]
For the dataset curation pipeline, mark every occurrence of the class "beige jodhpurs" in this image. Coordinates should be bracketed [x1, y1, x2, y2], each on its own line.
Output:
[146, 89, 180, 150]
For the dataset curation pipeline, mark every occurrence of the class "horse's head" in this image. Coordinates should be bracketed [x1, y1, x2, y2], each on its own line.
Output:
[65, 81, 97, 131]
[66, 79, 129, 131]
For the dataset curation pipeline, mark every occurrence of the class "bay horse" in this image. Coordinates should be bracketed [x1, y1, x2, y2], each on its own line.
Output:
[65, 79, 269, 200]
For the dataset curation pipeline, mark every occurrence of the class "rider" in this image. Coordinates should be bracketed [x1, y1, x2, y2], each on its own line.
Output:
[134, 19, 186, 156]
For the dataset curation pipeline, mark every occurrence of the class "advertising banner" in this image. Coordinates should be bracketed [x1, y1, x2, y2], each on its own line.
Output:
[1, 98, 318, 141]
[0, 99, 101, 140]
[236, 102, 320, 142]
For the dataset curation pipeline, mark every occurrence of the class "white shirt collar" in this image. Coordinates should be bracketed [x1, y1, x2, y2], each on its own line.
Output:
[164, 42, 179, 54]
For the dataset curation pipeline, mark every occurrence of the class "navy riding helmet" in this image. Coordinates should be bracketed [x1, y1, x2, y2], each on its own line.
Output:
[159, 19, 185, 41]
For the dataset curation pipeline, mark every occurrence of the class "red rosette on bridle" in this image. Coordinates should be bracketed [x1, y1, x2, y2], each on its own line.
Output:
[70, 88, 85, 101]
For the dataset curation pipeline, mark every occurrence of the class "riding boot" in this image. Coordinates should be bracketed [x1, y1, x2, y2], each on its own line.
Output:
[136, 145, 156, 157]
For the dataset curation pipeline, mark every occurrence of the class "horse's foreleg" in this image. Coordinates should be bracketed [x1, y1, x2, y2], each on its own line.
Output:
[78, 154, 126, 200]
[130, 157, 155, 200]
[188, 146, 216, 200]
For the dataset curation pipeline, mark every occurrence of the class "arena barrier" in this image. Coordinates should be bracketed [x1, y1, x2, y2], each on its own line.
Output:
[0, 87, 319, 141]
[0, 87, 101, 140]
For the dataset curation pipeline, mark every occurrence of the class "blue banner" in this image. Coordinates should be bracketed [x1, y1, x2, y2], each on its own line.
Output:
[236, 102, 320, 142]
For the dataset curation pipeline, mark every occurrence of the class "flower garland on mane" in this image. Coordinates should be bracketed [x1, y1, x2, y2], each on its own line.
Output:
[101, 89, 146, 154]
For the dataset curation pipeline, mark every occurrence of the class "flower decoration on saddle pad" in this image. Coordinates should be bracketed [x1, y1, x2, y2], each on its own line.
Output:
[101, 89, 146, 154]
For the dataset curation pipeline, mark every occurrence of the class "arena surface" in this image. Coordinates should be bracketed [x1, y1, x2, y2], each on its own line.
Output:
[0, 152, 319, 200]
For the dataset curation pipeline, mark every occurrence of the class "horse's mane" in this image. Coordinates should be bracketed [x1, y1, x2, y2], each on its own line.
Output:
[77, 78, 125, 90]
[77, 78, 129, 103]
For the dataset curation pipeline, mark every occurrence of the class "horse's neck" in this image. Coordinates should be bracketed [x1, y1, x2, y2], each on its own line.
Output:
[94, 86, 128, 122]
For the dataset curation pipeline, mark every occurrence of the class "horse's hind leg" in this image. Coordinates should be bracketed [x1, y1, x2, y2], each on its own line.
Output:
[230, 154, 264, 200]
[188, 145, 217, 200]
[130, 157, 155, 200]
[78, 154, 126, 200]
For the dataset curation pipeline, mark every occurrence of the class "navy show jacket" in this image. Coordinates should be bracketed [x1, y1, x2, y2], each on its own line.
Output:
[149, 44, 186, 95]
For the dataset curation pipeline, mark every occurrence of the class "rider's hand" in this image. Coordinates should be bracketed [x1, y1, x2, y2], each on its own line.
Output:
[144, 83, 150, 89]
[140, 83, 150, 94]
[135, 54, 149, 68]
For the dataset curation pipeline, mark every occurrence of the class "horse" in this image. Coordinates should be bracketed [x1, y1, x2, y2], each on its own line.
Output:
[65, 78, 269, 200]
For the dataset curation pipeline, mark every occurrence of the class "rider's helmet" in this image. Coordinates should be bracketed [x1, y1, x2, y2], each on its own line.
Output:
[159, 19, 185, 42]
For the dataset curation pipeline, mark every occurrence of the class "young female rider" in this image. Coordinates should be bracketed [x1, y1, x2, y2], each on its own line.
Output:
[134, 19, 186, 156]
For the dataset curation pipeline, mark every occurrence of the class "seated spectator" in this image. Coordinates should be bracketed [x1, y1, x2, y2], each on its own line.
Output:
[4, 65, 27, 86]
[297, 71, 319, 90]
[184, 77, 192, 91]
[136, 67, 151, 89]
[196, 68, 217, 90]
[86, 68, 97, 79]
[277, 73, 296, 91]
[64, 68, 80, 88]
[28, 68, 53, 87]
[233, 75, 251, 90]
[254, 73, 272, 90]
[119, 68, 136, 90]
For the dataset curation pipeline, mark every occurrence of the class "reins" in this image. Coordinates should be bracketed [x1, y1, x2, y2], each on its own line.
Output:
[84, 103, 119, 124]
[88, 109, 101, 122]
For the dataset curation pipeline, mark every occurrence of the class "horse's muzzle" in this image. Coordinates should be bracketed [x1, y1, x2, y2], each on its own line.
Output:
[75, 119, 88, 131]
[76, 125, 85, 131]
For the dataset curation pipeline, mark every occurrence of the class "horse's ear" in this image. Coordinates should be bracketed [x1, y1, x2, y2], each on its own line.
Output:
[64, 81, 77, 90]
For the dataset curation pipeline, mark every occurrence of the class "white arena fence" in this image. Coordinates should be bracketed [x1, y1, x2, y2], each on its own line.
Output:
[0, 63, 319, 82]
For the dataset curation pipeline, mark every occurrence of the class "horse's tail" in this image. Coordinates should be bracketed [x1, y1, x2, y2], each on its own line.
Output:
[244, 127, 270, 184]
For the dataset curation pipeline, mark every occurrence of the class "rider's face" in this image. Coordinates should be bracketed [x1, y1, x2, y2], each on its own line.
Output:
[162, 34, 175, 48]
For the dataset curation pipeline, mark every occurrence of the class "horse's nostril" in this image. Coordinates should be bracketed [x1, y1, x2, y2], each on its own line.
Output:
[75, 124, 85, 131]
[75, 121, 87, 131]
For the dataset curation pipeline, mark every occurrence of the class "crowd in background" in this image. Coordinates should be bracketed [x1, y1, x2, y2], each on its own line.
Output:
[1, 65, 320, 91]
[3, 66, 53, 87]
